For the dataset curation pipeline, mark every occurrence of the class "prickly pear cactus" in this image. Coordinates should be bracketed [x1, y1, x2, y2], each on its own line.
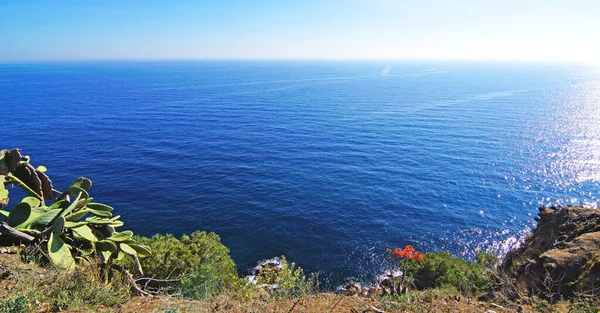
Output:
[0, 149, 150, 275]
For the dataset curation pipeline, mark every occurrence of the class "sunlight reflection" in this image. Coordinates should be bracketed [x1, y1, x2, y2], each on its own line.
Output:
[555, 78, 600, 183]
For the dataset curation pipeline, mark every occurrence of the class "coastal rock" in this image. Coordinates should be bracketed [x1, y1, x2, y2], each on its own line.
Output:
[499, 206, 600, 299]
[340, 283, 384, 298]
[362, 286, 383, 298]
[344, 283, 360, 296]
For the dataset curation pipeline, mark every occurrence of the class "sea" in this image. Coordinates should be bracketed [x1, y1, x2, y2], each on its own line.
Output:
[1, 60, 599, 286]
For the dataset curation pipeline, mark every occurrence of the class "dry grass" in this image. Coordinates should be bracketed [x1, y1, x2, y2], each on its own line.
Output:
[1, 250, 130, 312]
[103, 292, 521, 313]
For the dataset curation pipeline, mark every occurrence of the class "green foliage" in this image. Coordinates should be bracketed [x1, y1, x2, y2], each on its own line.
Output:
[518, 296, 560, 313]
[411, 251, 495, 297]
[0, 149, 149, 275]
[255, 256, 318, 299]
[179, 264, 227, 299]
[126, 231, 237, 282]
[476, 250, 498, 269]
[0, 296, 29, 313]
[571, 296, 600, 313]
[117, 231, 245, 299]
[46, 266, 130, 310]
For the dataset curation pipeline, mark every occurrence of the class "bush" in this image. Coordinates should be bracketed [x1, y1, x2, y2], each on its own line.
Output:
[120, 231, 239, 297]
[179, 264, 227, 299]
[0, 296, 29, 313]
[570, 293, 600, 313]
[255, 256, 318, 299]
[128, 231, 237, 280]
[411, 251, 496, 297]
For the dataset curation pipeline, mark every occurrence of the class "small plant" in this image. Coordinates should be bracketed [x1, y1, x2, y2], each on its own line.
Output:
[384, 245, 425, 295]
[254, 256, 318, 299]
[571, 296, 600, 313]
[410, 251, 495, 297]
[518, 295, 559, 313]
[476, 250, 498, 269]
[179, 264, 226, 299]
[397, 293, 412, 303]
[0, 296, 29, 313]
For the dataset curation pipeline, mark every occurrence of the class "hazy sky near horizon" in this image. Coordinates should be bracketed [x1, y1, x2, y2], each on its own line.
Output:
[1, 0, 599, 62]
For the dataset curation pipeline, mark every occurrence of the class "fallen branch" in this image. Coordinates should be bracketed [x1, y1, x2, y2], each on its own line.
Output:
[363, 305, 386, 313]
[490, 303, 508, 310]
[112, 264, 151, 297]
[135, 276, 181, 293]
[286, 296, 302, 313]
[0, 221, 34, 242]
[135, 277, 181, 285]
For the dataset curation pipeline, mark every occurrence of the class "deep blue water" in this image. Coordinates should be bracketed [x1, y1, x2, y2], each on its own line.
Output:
[1, 61, 599, 285]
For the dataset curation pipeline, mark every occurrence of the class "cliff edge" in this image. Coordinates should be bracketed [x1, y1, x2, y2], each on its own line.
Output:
[499, 206, 600, 299]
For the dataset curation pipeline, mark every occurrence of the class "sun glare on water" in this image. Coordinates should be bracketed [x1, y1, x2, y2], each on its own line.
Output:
[551, 76, 600, 185]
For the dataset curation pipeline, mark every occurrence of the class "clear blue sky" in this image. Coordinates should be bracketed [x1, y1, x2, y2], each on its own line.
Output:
[1, 0, 599, 62]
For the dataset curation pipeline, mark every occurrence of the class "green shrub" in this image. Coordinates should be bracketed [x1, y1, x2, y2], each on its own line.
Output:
[179, 264, 226, 299]
[255, 256, 318, 299]
[127, 231, 237, 280]
[411, 251, 495, 297]
[0, 296, 29, 313]
[119, 231, 239, 297]
[570, 294, 600, 313]
[476, 250, 498, 269]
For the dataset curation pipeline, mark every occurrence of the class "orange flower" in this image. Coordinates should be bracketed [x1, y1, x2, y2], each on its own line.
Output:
[396, 245, 414, 258]
[391, 245, 422, 259]
[386, 248, 392, 254]
[413, 252, 424, 262]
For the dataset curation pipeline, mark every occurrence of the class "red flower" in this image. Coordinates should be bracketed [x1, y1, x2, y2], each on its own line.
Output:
[391, 245, 424, 260]
[412, 252, 424, 262]
[391, 245, 415, 259]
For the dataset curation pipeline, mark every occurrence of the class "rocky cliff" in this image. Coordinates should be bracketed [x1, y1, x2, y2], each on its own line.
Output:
[499, 206, 600, 299]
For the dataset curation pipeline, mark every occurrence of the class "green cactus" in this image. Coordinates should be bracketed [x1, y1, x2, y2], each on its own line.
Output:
[0, 149, 150, 276]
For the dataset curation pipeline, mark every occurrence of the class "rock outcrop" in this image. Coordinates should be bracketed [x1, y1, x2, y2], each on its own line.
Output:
[499, 206, 600, 299]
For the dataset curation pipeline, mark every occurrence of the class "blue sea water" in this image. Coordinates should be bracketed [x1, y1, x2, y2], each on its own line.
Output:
[1, 61, 599, 285]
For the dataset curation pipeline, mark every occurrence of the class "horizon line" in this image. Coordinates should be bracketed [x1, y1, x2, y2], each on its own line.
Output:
[0, 57, 593, 66]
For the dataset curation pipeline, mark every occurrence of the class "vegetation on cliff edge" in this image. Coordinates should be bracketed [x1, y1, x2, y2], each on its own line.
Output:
[2, 148, 599, 313]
